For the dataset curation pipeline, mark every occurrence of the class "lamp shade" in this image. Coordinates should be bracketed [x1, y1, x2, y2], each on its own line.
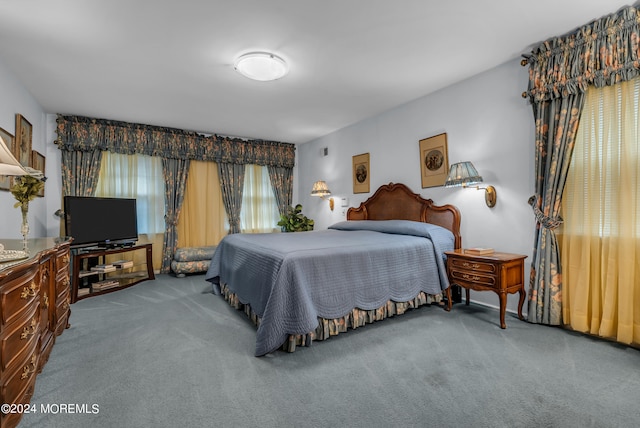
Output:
[310, 180, 331, 197]
[444, 161, 483, 187]
[0, 135, 29, 176]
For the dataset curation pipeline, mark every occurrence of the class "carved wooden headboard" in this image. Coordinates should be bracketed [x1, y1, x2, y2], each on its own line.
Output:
[346, 182, 462, 249]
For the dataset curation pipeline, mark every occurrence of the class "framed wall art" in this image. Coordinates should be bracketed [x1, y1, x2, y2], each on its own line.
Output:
[419, 133, 449, 188]
[15, 113, 33, 167]
[31, 150, 46, 197]
[352, 152, 370, 194]
[0, 127, 15, 191]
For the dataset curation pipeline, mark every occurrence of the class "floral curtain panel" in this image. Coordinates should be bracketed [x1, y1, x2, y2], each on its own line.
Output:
[161, 158, 190, 273]
[267, 165, 293, 217]
[60, 149, 103, 197]
[523, 5, 640, 325]
[55, 115, 296, 168]
[526, 94, 584, 324]
[218, 162, 246, 234]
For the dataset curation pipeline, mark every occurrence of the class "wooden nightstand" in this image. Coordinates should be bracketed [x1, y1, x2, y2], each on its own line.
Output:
[445, 249, 527, 328]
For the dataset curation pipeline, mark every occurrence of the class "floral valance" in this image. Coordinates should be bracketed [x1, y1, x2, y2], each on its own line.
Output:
[55, 114, 296, 168]
[523, 6, 640, 102]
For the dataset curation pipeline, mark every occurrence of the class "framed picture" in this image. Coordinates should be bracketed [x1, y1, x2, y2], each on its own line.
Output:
[15, 114, 33, 167]
[0, 127, 15, 191]
[419, 133, 449, 188]
[31, 150, 45, 197]
[352, 152, 370, 194]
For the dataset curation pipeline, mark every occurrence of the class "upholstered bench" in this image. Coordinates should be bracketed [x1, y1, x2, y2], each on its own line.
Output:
[171, 245, 217, 277]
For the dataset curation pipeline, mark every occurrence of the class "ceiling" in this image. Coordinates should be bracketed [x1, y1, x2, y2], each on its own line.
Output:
[0, 1, 631, 144]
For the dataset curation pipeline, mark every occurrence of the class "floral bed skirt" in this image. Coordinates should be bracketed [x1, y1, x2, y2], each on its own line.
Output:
[218, 282, 447, 353]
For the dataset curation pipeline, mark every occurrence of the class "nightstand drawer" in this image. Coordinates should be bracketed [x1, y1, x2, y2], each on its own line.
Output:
[450, 269, 496, 287]
[449, 258, 497, 274]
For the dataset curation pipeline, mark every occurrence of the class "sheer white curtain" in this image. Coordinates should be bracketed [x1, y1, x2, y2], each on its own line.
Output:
[561, 77, 640, 346]
[240, 164, 280, 233]
[95, 152, 165, 269]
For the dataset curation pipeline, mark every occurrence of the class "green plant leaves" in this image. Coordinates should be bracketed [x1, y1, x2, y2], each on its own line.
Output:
[10, 176, 43, 208]
[277, 204, 314, 232]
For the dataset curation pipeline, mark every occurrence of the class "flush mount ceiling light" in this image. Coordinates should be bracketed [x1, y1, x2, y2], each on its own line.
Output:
[234, 52, 288, 81]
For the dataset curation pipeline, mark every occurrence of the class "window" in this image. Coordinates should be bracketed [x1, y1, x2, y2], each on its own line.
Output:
[563, 78, 640, 238]
[95, 152, 165, 234]
[240, 164, 280, 233]
[561, 77, 640, 345]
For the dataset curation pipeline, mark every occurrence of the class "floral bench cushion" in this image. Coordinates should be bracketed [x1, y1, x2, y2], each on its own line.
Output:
[173, 246, 217, 262]
[171, 246, 217, 276]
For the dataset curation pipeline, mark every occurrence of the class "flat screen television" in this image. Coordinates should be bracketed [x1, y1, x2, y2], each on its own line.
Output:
[64, 196, 138, 249]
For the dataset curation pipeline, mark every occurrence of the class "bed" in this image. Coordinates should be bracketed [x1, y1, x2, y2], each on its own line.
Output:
[205, 182, 461, 356]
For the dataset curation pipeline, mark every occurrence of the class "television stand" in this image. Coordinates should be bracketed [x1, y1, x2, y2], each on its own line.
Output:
[70, 243, 154, 303]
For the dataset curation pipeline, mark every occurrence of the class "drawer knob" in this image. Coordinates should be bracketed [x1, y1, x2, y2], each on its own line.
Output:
[20, 317, 38, 340]
[20, 355, 37, 380]
[20, 281, 39, 299]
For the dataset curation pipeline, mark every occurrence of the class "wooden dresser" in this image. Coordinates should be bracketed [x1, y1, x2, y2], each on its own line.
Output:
[0, 238, 71, 428]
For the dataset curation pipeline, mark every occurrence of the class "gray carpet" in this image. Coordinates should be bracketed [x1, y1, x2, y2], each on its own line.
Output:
[19, 275, 640, 428]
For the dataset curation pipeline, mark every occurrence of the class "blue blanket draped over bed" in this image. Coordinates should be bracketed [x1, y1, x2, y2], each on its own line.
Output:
[205, 220, 454, 356]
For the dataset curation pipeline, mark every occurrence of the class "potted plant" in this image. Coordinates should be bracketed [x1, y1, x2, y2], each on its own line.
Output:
[277, 204, 314, 232]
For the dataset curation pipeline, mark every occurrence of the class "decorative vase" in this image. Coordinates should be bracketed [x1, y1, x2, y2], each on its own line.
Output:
[21, 204, 29, 252]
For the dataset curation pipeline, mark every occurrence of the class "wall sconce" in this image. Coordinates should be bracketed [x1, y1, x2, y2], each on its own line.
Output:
[444, 161, 497, 208]
[311, 180, 334, 211]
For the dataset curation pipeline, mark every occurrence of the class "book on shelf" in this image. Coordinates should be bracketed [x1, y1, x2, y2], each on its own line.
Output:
[77, 287, 91, 296]
[465, 247, 494, 255]
[112, 260, 134, 269]
[92, 279, 120, 291]
[79, 270, 100, 278]
[94, 263, 113, 268]
[91, 265, 117, 273]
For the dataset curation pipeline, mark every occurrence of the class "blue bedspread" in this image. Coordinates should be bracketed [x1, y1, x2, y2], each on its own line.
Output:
[205, 220, 454, 356]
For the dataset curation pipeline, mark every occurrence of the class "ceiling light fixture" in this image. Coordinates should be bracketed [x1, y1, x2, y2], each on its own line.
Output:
[234, 52, 288, 82]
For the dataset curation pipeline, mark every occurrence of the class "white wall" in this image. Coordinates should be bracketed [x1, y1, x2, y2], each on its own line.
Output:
[296, 58, 536, 314]
[0, 57, 52, 241]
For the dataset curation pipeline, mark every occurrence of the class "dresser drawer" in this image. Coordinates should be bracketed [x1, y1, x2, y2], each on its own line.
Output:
[450, 269, 497, 288]
[0, 268, 39, 328]
[449, 258, 497, 275]
[56, 251, 70, 277]
[56, 289, 70, 324]
[56, 273, 70, 299]
[1, 354, 38, 411]
[0, 307, 39, 372]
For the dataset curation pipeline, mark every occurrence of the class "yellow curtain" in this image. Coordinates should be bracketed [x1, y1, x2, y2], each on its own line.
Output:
[561, 78, 640, 346]
[241, 164, 280, 234]
[96, 152, 164, 271]
[177, 160, 226, 247]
